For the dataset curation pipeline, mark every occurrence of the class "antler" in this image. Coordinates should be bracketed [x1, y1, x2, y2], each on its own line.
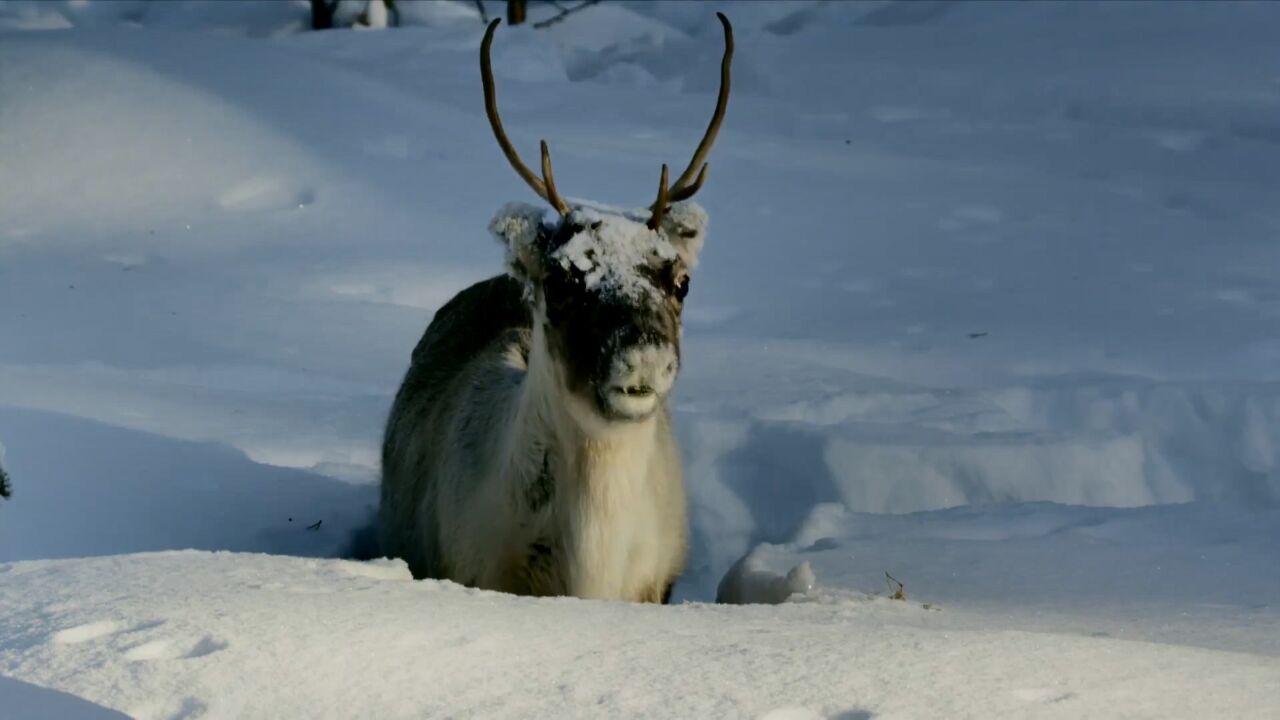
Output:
[480, 19, 570, 216]
[647, 165, 670, 230]
[648, 12, 733, 227]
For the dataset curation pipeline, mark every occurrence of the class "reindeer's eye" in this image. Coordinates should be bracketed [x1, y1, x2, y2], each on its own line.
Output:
[674, 275, 690, 301]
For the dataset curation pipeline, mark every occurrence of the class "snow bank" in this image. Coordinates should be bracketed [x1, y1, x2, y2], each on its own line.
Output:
[0, 407, 373, 563]
[2, 552, 1277, 719]
[675, 377, 1280, 597]
[713, 501, 1280, 656]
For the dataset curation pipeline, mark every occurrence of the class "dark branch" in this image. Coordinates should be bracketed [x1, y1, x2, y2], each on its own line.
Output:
[531, 0, 600, 29]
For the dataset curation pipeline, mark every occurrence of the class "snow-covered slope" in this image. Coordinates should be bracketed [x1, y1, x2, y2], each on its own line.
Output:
[2, 1, 1279, 717]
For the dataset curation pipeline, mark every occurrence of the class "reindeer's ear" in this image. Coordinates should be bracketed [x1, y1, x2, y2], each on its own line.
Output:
[660, 201, 709, 267]
[489, 202, 550, 283]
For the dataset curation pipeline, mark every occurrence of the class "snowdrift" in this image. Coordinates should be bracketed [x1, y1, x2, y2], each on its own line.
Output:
[2, 552, 1278, 719]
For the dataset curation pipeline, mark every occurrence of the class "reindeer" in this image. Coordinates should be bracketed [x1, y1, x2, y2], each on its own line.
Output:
[378, 14, 733, 603]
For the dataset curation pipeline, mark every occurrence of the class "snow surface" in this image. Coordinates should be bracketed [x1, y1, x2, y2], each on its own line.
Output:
[2, 0, 1280, 717]
[3, 551, 1279, 720]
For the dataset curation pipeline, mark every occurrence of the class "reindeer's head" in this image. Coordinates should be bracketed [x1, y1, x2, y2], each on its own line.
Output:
[482, 14, 732, 424]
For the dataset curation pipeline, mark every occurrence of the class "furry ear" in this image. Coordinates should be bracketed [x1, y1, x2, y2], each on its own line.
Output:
[660, 201, 709, 267]
[488, 202, 550, 285]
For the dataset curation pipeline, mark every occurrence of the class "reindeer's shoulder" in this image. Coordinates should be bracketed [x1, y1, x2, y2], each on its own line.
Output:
[410, 275, 530, 368]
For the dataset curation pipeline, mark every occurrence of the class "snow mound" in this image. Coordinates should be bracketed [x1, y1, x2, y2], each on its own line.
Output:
[2, 551, 1278, 719]
[0, 407, 374, 563]
[716, 551, 817, 605]
[0, 31, 324, 236]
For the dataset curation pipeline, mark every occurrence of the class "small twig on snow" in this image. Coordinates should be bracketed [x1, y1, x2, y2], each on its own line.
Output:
[306, 520, 323, 531]
[885, 571, 906, 601]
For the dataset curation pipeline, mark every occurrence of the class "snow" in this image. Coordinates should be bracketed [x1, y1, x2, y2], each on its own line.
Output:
[716, 553, 815, 606]
[2, 552, 1279, 720]
[2, 0, 1280, 717]
[538, 201, 700, 299]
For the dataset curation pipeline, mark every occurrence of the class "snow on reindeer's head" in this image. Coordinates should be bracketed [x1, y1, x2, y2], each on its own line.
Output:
[480, 13, 732, 424]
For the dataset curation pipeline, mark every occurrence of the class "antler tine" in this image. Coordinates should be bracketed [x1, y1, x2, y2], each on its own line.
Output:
[647, 164, 670, 230]
[668, 12, 733, 198]
[481, 18, 570, 215]
[539, 141, 570, 215]
[667, 163, 708, 203]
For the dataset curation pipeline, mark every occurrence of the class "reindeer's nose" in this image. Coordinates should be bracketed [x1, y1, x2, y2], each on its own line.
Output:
[613, 344, 678, 395]
[604, 344, 678, 418]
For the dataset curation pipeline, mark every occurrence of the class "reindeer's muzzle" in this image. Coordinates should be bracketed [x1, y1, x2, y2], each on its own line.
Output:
[602, 343, 679, 420]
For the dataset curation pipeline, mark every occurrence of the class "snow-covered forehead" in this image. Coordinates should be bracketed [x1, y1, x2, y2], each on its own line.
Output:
[551, 206, 675, 300]
[488, 200, 708, 300]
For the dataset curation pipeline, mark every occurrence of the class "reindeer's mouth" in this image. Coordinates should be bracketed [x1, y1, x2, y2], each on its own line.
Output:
[602, 384, 660, 420]
[595, 342, 678, 421]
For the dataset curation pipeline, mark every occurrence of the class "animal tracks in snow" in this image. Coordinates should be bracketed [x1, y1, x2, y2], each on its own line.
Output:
[125, 635, 228, 662]
[216, 176, 315, 213]
[124, 640, 176, 661]
[128, 695, 208, 720]
[49, 619, 228, 663]
[1011, 687, 1077, 705]
[50, 620, 121, 644]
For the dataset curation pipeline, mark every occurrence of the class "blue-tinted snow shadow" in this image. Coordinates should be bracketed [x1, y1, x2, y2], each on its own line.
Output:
[676, 419, 842, 601]
[0, 405, 376, 564]
[0, 675, 130, 720]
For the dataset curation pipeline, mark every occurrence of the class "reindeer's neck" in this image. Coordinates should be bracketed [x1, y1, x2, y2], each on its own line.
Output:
[510, 318, 663, 598]
[558, 424, 663, 599]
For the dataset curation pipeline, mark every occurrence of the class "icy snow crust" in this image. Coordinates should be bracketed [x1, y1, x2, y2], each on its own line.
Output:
[2, 0, 1280, 716]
